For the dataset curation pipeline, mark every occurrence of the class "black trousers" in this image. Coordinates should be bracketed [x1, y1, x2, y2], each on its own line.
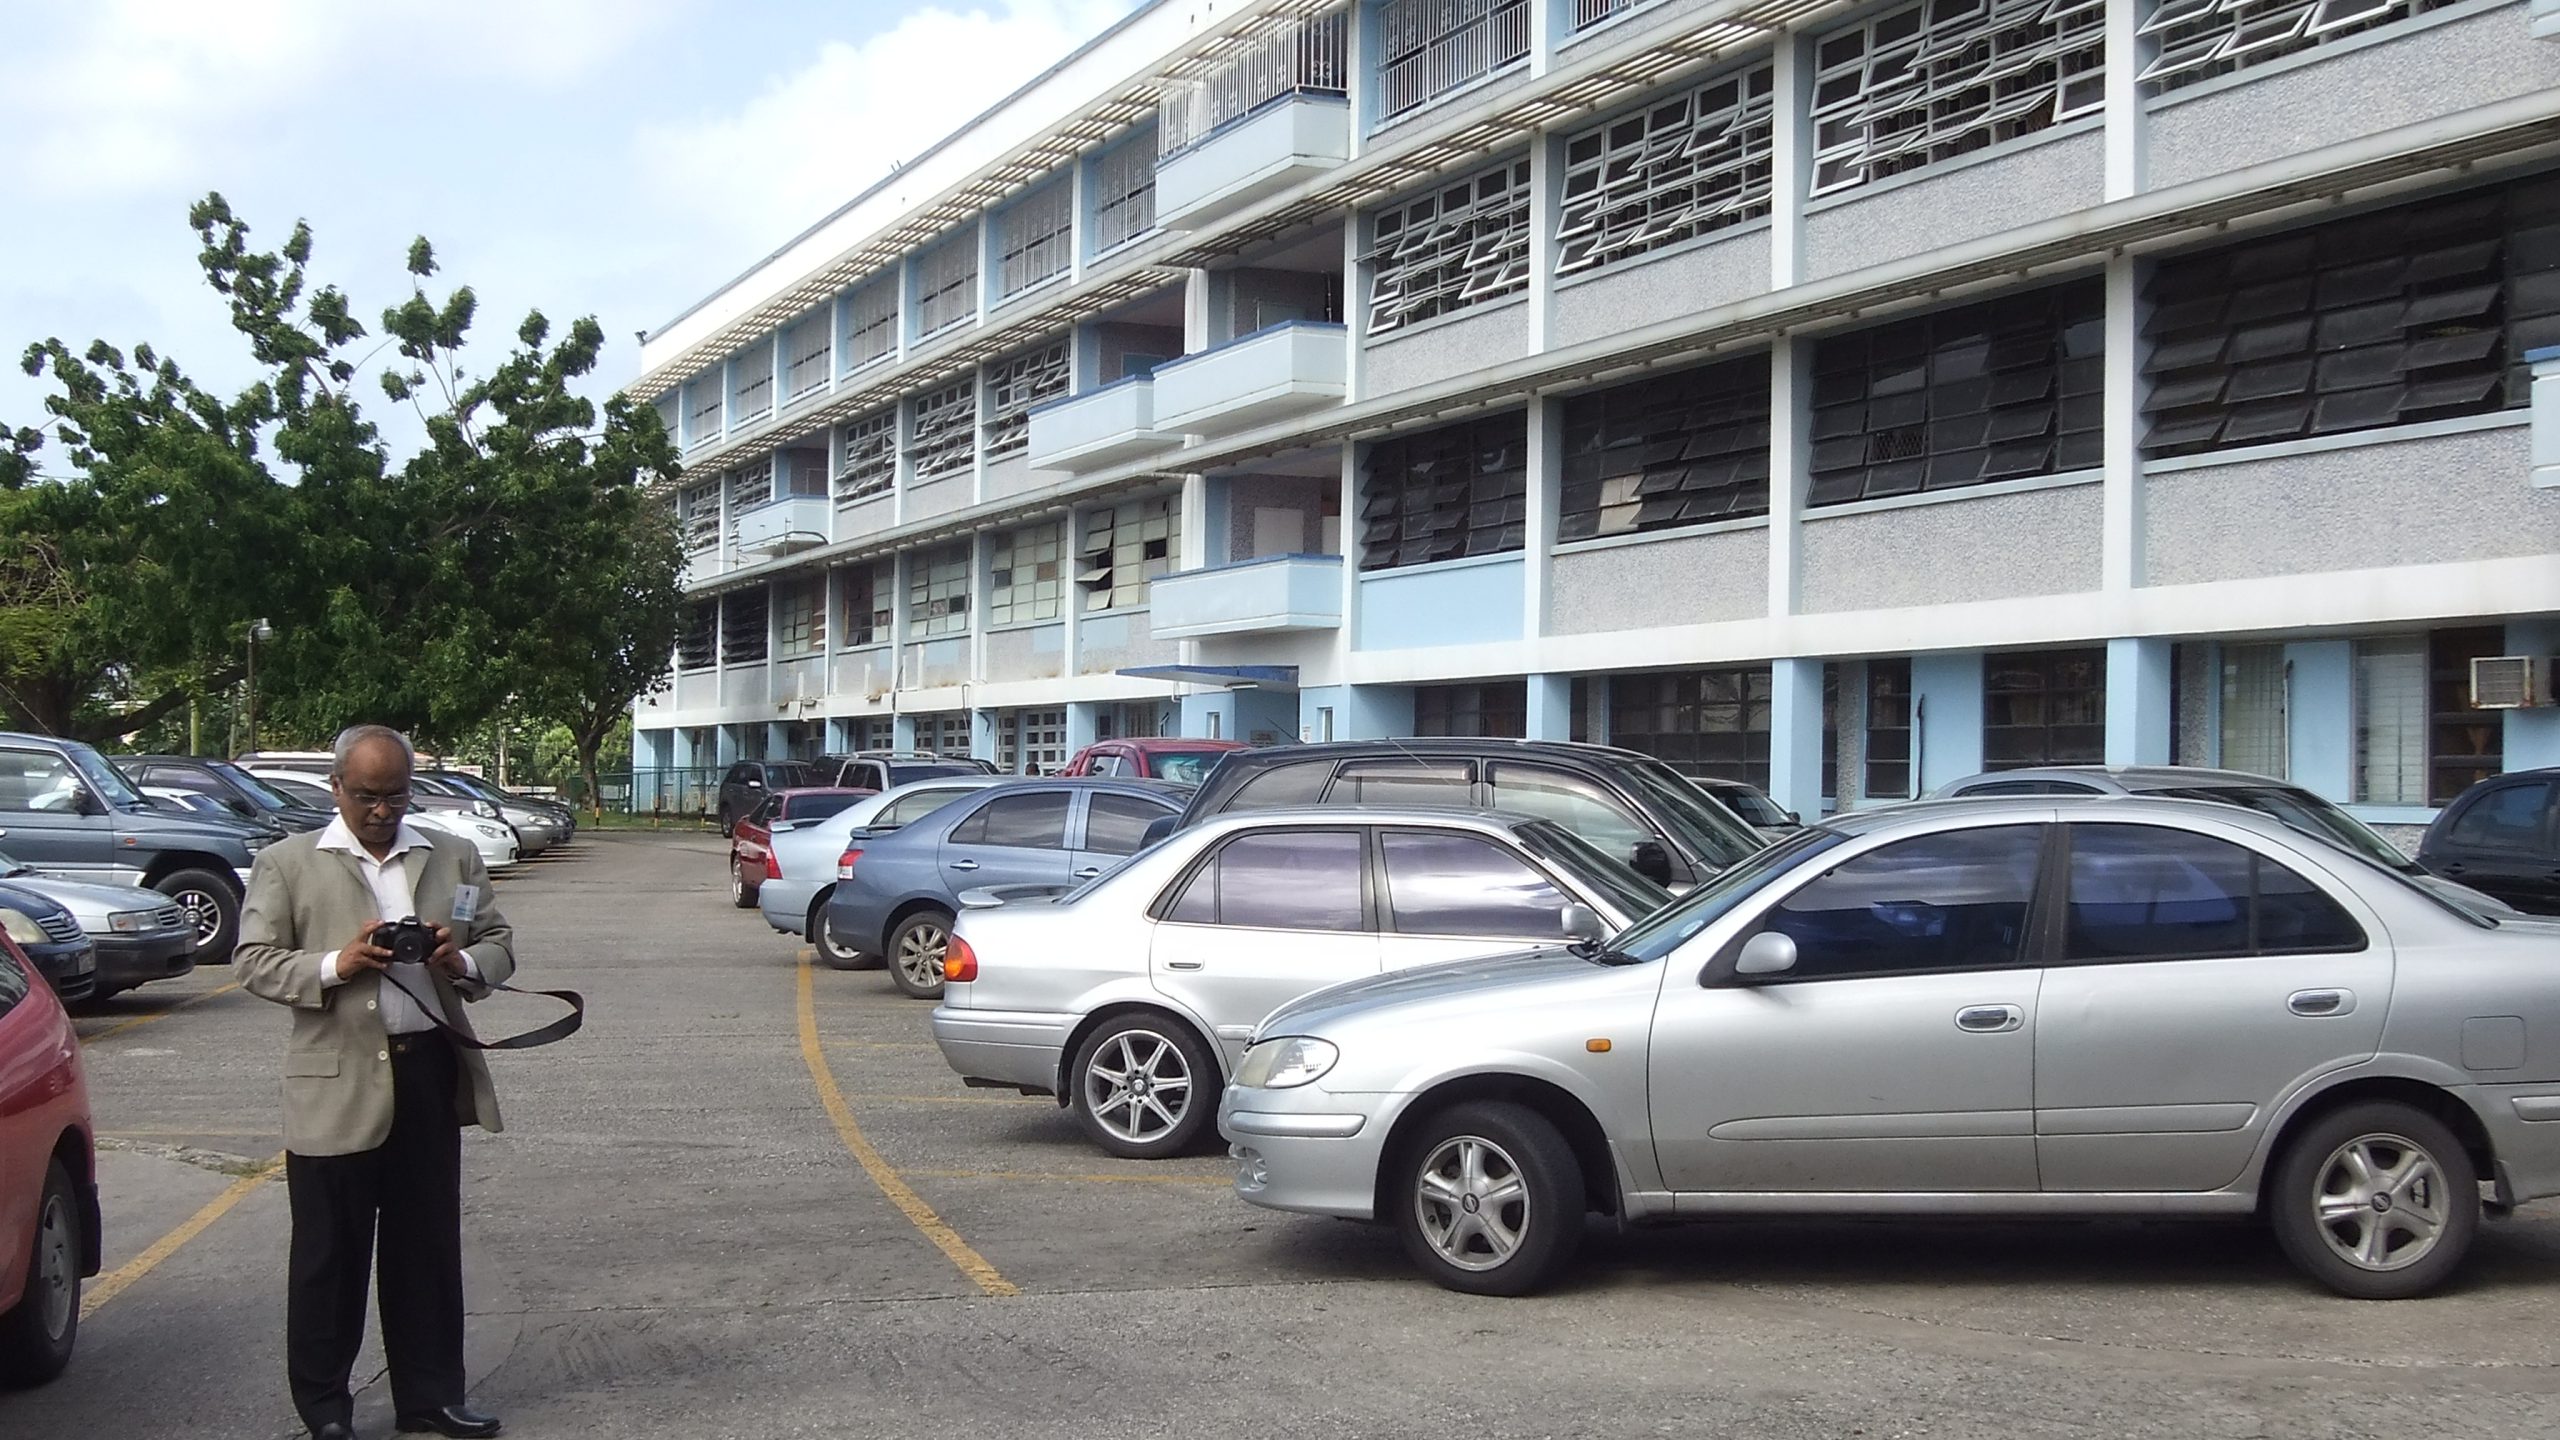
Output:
[285, 1033, 467, 1432]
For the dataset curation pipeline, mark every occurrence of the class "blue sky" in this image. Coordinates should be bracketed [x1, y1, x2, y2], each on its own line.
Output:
[0, 0, 1141, 457]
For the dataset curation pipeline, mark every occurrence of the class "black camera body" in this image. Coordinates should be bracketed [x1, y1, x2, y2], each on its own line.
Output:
[370, 916, 439, 967]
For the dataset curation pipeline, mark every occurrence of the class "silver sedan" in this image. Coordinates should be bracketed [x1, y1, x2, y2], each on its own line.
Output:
[754, 777, 1008, 964]
[1221, 795, 2560, 1300]
[932, 808, 1671, 1159]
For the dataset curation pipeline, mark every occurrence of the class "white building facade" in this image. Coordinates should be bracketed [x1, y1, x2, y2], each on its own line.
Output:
[631, 0, 2560, 834]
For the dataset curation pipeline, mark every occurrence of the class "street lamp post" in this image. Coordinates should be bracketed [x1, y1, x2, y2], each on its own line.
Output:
[244, 618, 275, 755]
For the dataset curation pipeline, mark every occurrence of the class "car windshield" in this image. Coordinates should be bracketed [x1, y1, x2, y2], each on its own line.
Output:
[1609, 825, 1847, 963]
[208, 761, 304, 812]
[1513, 820, 1673, 921]
[785, 792, 864, 824]
[434, 772, 503, 802]
[70, 747, 146, 806]
[1620, 761, 1771, 868]
[1145, 751, 1233, 785]
[1711, 784, 1792, 828]
[2154, 785, 2419, 873]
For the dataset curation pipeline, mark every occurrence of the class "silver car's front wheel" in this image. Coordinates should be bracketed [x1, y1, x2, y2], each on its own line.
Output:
[2270, 1100, 2478, 1300]
[1069, 1016, 1217, 1159]
[1392, 1101, 1583, 1297]
[1414, 1136, 1531, 1273]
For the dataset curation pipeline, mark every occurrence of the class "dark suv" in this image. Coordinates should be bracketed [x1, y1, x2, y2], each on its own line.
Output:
[2418, 767, 2560, 914]
[819, 752, 997, 793]
[1160, 738, 1768, 888]
[122, 755, 335, 833]
[716, 760, 820, 836]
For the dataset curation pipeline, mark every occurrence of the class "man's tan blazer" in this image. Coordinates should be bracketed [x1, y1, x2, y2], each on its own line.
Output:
[236, 828, 516, 1157]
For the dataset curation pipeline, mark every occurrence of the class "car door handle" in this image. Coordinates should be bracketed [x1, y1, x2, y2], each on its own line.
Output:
[1074, 866, 1102, 880]
[1166, 959, 1205, 971]
[948, 859, 979, 872]
[2288, 989, 2354, 1018]
[1954, 1004, 2023, 1033]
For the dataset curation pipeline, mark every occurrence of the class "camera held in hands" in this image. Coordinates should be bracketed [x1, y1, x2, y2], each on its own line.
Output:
[370, 916, 439, 967]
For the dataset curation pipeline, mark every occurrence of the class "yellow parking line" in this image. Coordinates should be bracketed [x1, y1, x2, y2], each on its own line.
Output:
[80, 981, 244, 1043]
[795, 958, 1018, 1298]
[81, 1152, 285, 1319]
[878, 1092, 1044, 1106]
[907, 1166, 1230, 1188]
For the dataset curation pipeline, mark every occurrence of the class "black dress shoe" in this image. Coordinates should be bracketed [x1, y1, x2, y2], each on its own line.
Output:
[395, 1405, 501, 1438]
[311, 1424, 354, 1440]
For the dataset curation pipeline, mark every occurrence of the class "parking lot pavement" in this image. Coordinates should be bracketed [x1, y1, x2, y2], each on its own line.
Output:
[11, 830, 2560, 1439]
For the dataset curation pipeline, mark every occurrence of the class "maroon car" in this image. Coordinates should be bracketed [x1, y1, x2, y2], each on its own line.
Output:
[730, 788, 875, 908]
[0, 928, 99, 1385]
[1058, 739, 1247, 785]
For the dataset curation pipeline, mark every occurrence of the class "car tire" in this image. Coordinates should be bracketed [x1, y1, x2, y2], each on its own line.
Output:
[812, 897, 878, 971]
[718, 810, 735, 839]
[153, 867, 239, 966]
[2268, 1100, 2479, 1300]
[1069, 1014, 1220, 1160]
[0, 1160, 82, 1387]
[730, 860, 756, 909]
[1392, 1101, 1585, 1297]
[885, 910, 954, 999]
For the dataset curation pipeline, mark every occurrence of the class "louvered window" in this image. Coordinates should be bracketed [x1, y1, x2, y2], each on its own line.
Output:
[726, 459, 772, 545]
[999, 184, 1074, 298]
[840, 563, 891, 646]
[776, 579, 825, 657]
[1608, 667, 1773, 786]
[989, 521, 1065, 625]
[1413, 682, 1528, 738]
[1809, 280, 2105, 507]
[2354, 635, 2426, 803]
[983, 341, 1071, 460]
[2143, 174, 2560, 457]
[1359, 412, 1528, 571]
[1983, 647, 2106, 768]
[722, 588, 770, 665]
[837, 409, 896, 504]
[1558, 64, 1774, 277]
[908, 381, 977, 480]
[2219, 642, 2287, 778]
[1559, 355, 1770, 542]
[1865, 658, 1914, 799]
[2139, 0, 2459, 95]
[785, 312, 831, 401]
[729, 349, 774, 426]
[1093, 132, 1158, 255]
[676, 601, 717, 670]
[914, 233, 980, 341]
[1810, 0, 2106, 198]
[1366, 158, 1532, 335]
[908, 544, 971, 638]
[1079, 495, 1180, 611]
[1377, 0, 1531, 119]
[685, 376, 722, 449]
[843, 279, 898, 373]
[677, 481, 720, 552]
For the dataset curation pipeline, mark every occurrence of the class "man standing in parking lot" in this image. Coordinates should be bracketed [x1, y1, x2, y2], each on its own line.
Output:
[236, 725, 512, 1440]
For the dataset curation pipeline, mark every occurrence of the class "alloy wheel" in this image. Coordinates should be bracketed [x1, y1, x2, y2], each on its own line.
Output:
[895, 921, 948, 990]
[2311, 1132, 2451, 1273]
[1081, 1030, 1193, 1144]
[34, 1191, 73, 1342]
[171, 888, 223, 948]
[1414, 1135, 1531, 1273]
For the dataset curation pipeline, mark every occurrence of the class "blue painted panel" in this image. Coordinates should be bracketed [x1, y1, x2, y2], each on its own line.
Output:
[2104, 636, 2172, 767]
[1355, 558, 1525, 650]
[1911, 651, 1984, 792]
[1769, 657, 1824, 817]
[2284, 640, 2354, 803]
[1526, 673, 1572, 741]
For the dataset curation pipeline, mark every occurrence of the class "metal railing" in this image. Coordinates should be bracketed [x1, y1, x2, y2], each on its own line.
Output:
[1572, 0, 1641, 29]
[1158, 8, 1350, 157]
[1378, 0, 1531, 120]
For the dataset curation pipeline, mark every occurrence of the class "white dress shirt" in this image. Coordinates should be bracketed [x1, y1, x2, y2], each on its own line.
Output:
[315, 816, 474, 1035]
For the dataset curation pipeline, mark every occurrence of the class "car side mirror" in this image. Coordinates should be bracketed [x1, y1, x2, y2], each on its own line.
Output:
[75, 787, 106, 816]
[227, 798, 259, 818]
[745, 778, 764, 788]
[1559, 904, 1608, 944]
[1629, 839, 1673, 886]
[1732, 931, 1799, 980]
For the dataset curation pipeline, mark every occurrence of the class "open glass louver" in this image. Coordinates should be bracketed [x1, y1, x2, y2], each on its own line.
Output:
[676, 601, 717, 670]
[1559, 355, 1772, 542]
[1366, 157, 1534, 335]
[836, 408, 896, 504]
[1810, 0, 2106, 197]
[1359, 412, 1530, 571]
[1079, 496, 1180, 611]
[1559, 63, 1775, 277]
[982, 340, 1072, 460]
[721, 587, 769, 664]
[907, 381, 977, 480]
[2138, 0, 2460, 94]
[678, 481, 721, 551]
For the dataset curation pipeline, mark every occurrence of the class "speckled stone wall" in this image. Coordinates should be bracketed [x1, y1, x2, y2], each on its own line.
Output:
[902, 474, 972, 523]
[984, 623, 1065, 682]
[1548, 527, 1769, 633]
[1801, 483, 2103, 613]
[1363, 299, 1530, 399]
[1550, 229, 1772, 351]
[1076, 609, 1173, 676]
[1802, 129, 2104, 283]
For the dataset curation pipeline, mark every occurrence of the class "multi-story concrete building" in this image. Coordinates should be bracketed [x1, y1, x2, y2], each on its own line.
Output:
[630, 0, 2560, 837]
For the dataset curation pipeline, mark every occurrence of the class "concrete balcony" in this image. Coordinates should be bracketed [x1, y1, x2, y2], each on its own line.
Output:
[1149, 553, 1343, 639]
[734, 495, 831, 558]
[1025, 376, 1174, 473]
[2534, 347, 2560, 489]
[678, 545, 721, 589]
[1155, 94, 1351, 231]
[1152, 322, 1347, 438]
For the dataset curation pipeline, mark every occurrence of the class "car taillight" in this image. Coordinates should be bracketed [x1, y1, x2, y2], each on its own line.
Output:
[765, 848, 783, 881]
[943, 933, 978, 984]
[836, 848, 863, 880]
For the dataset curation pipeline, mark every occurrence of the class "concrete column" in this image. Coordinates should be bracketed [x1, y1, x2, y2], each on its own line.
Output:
[1768, 30, 1814, 291]
[1342, 219, 1368, 403]
[2104, 0, 2147, 201]
[1068, 154, 1091, 286]
[1526, 673, 1572, 741]
[2507, 619, 2560, 771]
[975, 213, 996, 328]
[968, 530, 992, 683]
[765, 721, 792, 761]
[972, 709, 1000, 765]
[714, 724, 743, 767]
[2101, 254, 2146, 593]
[1769, 657, 1825, 820]
[1766, 341, 1811, 620]
[892, 714, 919, 751]
[2103, 636, 2172, 767]
[888, 550, 913, 700]
[1066, 701, 1100, 753]
[1529, 0, 1557, 76]
[1525, 129, 1559, 354]
[1346, 0, 1372, 160]
[1911, 651, 1985, 792]
[1524, 395, 1561, 639]
[1062, 505, 1085, 688]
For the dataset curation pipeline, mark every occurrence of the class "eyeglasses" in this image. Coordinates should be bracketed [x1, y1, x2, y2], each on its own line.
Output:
[339, 788, 413, 812]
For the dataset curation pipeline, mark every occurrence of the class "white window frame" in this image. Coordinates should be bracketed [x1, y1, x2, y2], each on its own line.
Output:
[988, 521, 1065, 626]
[1365, 157, 1533, 335]
[1809, 0, 2107, 198]
[908, 544, 972, 639]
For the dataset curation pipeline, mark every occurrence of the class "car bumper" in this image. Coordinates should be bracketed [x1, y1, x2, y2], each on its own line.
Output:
[758, 877, 822, 935]
[27, 939, 97, 1004]
[93, 931, 196, 991]
[1220, 1082, 1395, 1220]
[930, 1006, 1073, 1095]
[2475, 1082, 2560, 1205]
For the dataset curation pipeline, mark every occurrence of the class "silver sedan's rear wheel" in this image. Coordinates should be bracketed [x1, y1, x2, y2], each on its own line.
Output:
[1393, 1101, 1582, 1296]
[886, 911, 952, 999]
[1069, 1015, 1217, 1159]
[2270, 1100, 2478, 1299]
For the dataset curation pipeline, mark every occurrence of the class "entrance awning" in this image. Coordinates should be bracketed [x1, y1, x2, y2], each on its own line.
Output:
[1116, 664, 1301, 692]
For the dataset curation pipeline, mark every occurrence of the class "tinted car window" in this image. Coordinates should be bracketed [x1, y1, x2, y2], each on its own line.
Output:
[723, 764, 753, 785]
[1959, 780, 2092, 796]
[765, 763, 817, 789]
[0, 945, 26, 1018]
[745, 796, 776, 827]
[879, 787, 968, 827]
[885, 763, 978, 788]
[785, 793, 863, 824]
[1712, 785, 1793, 827]
[2065, 824, 2363, 960]
[2448, 782, 2554, 852]
[1485, 764, 1651, 854]
[0, 750, 84, 814]
[1170, 830, 1364, 931]
[1326, 759, 1472, 806]
[1148, 751, 1229, 786]
[1224, 760, 1333, 811]
[265, 774, 333, 807]
[1381, 830, 1571, 939]
[950, 793, 1071, 849]
[1083, 794, 1167, 856]
[1765, 825, 2044, 980]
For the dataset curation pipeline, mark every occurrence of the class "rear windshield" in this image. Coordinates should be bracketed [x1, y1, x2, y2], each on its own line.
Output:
[2154, 785, 2418, 873]
[785, 792, 864, 823]
[886, 763, 981, 788]
[1711, 785, 1792, 828]
[1145, 751, 1234, 786]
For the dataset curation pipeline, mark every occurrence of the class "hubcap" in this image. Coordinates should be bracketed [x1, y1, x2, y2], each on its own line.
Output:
[172, 888, 222, 947]
[34, 1191, 73, 1341]
[1415, 1135, 1530, 1273]
[1082, 1030, 1192, 1143]
[2312, 1132, 2449, 1273]
[897, 923, 948, 988]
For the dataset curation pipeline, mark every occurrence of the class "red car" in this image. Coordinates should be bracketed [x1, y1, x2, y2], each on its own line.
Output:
[730, 788, 876, 909]
[0, 929, 98, 1386]
[1057, 739, 1247, 785]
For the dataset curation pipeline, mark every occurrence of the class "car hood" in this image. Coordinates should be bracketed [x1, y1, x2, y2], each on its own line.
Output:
[1259, 945, 1620, 1039]
[0, 873, 164, 920]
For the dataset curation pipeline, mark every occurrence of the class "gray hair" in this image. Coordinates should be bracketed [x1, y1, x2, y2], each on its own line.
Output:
[331, 725, 416, 779]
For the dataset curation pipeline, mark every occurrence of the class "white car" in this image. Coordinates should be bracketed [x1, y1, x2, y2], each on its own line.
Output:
[930, 808, 1672, 1160]
[755, 776, 1009, 965]
[240, 768, 519, 870]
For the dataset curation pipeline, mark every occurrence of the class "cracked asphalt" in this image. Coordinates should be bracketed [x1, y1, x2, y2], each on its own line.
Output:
[11, 830, 2560, 1439]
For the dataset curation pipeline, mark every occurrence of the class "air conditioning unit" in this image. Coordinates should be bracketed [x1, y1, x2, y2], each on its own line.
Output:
[2470, 655, 2556, 709]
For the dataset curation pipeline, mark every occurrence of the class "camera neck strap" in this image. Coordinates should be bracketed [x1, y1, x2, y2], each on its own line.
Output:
[380, 968, 585, 1051]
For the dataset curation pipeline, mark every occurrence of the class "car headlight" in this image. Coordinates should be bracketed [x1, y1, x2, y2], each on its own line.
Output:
[109, 909, 158, 933]
[1233, 1036, 1339, 1090]
[0, 908, 45, 945]
[474, 821, 511, 841]
[244, 833, 274, 853]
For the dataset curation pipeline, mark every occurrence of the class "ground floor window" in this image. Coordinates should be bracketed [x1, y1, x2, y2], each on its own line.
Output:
[1982, 647, 2105, 769]
[998, 709, 1069, 774]
[1865, 658, 1912, 798]
[912, 713, 972, 757]
[2356, 627, 2504, 806]
[1412, 682, 1527, 738]
[2219, 643, 2286, 780]
[1607, 666, 1772, 787]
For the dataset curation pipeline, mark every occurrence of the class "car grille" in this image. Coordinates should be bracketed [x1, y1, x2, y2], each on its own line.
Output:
[37, 911, 82, 943]
[155, 904, 187, 930]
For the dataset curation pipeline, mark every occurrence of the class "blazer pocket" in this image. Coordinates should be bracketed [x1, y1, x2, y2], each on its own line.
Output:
[283, 1050, 341, 1078]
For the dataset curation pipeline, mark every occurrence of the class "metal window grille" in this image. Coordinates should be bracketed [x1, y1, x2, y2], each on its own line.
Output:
[1983, 647, 2107, 769]
[2139, 0, 2458, 94]
[677, 481, 720, 552]
[2353, 634, 2426, 804]
[1092, 132, 1159, 254]
[776, 579, 826, 656]
[722, 588, 770, 665]
[999, 183, 1074, 299]
[729, 350, 774, 426]
[1377, 0, 1531, 120]
[1607, 666, 1773, 787]
[908, 544, 971, 637]
[1808, 279, 2106, 507]
[1158, 8, 1350, 155]
[837, 409, 896, 504]
[907, 381, 977, 480]
[1412, 682, 1528, 737]
[1358, 411, 1528, 571]
[843, 279, 898, 372]
[840, 563, 891, 646]
[988, 520, 1065, 625]
[654, 396, 680, 446]
[1810, 0, 2106, 198]
[1558, 64, 1775, 277]
[913, 234, 980, 341]
[2142, 173, 2560, 458]
[785, 313, 832, 401]
[1572, 0, 1645, 26]
[676, 601, 717, 670]
[1864, 658, 1914, 799]
[1558, 354, 1771, 542]
[726, 459, 773, 546]
[685, 376, 722, 449]
[1365, 157, 1533, 335]
[983, 341, 1071, 460]
[1079, 495, 1180, 610]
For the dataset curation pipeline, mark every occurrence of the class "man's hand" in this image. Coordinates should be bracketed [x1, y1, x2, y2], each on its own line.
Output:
[339, 921, 392, 975]
[427, 923, 471, 980]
